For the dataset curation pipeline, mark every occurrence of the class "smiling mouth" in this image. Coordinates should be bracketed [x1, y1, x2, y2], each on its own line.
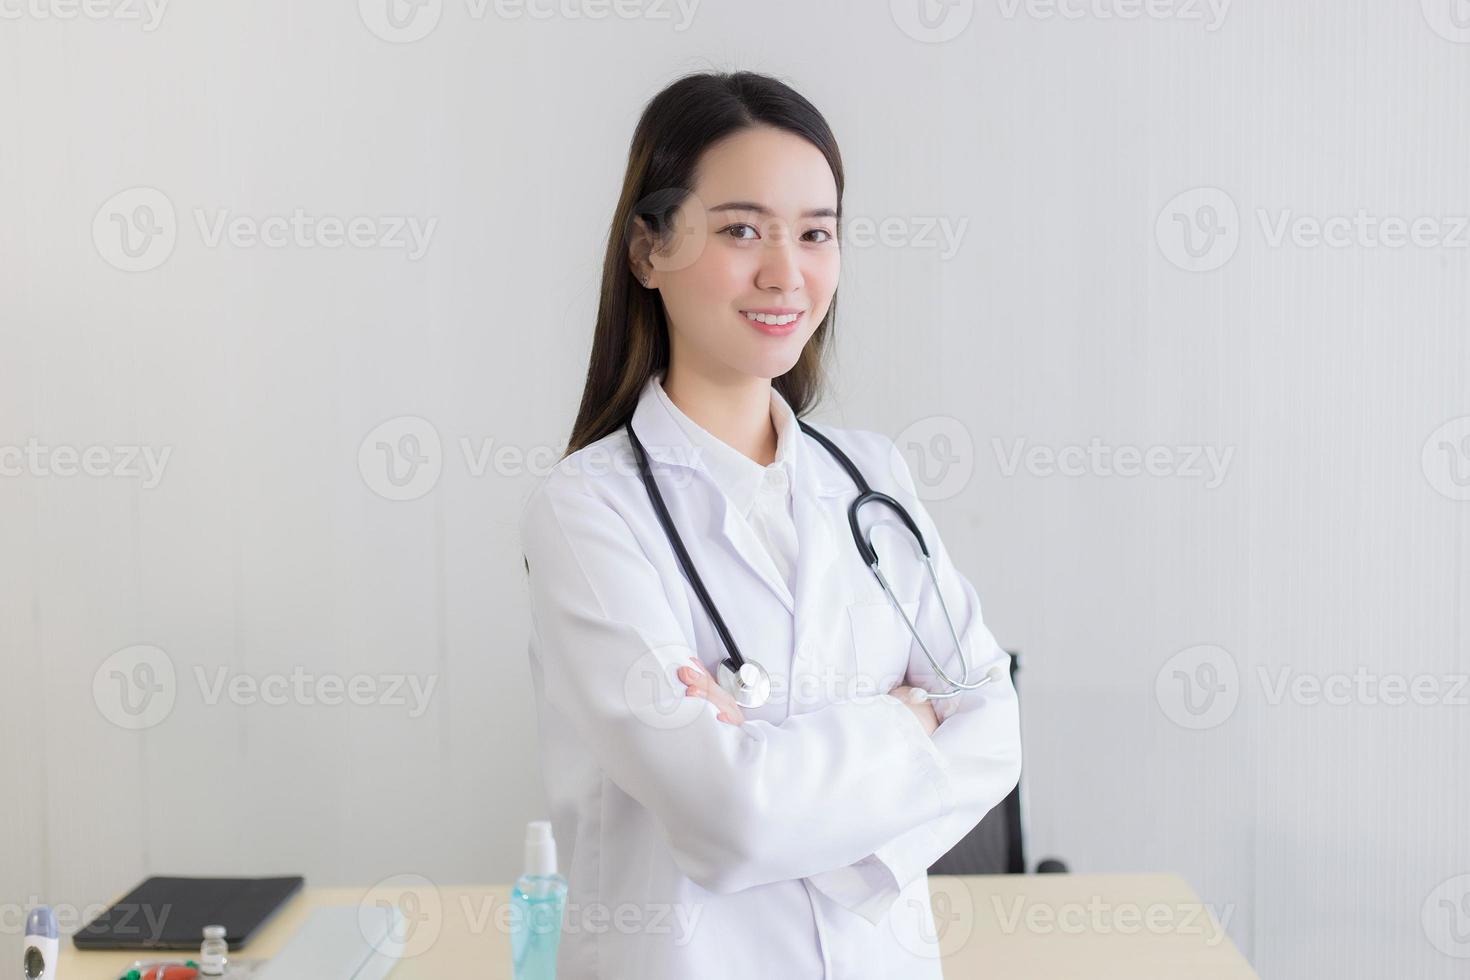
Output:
[740, 310, 804, 334]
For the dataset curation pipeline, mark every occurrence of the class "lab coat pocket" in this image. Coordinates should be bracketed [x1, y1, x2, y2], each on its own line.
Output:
[846, 600, 920, 700]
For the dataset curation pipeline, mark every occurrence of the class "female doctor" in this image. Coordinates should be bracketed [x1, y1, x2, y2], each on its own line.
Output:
[518, 71, 1022, 979]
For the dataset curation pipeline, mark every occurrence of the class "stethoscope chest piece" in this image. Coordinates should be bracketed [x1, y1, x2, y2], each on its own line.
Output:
[717, 658, 771, 709]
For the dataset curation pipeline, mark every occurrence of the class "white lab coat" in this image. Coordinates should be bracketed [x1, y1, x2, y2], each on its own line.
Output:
[517, 376, 1022, 979]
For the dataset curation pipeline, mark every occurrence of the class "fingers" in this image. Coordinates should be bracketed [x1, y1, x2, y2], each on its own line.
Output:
[676, 662, 712, 703]
[675, 658, 743, 725]
[676, 664, 706, 695]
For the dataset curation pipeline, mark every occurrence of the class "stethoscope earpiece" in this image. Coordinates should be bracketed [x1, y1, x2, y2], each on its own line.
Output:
[902, 662, 1006, 704]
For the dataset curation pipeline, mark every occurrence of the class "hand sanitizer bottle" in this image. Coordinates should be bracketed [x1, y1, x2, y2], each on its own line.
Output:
[510, 820, 568, 980]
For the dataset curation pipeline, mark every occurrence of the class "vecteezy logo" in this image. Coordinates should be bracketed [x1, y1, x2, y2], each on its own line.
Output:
[359, 416, 444, 501]
[1155, 187, 1240, 273]
[359, 0, 442, 42]
[1421, 0, 1470, 43]
[890, 0, 974, 42]
[1422, 416, 1470, 501]
[890, 873, 974, 959]
[93, 187, 177, 272]
[624, 645, 709, 732]
[1422, 874, 1470, 958]
[93, 644, 177, 729]
[1154, 644, 1239, 730]
[360, 874, 442, 958]
[628, 188, 710, 276]
[892, 416, 975, 501]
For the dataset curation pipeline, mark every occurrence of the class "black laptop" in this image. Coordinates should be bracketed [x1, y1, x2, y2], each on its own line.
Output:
[72, 876, 304, 951]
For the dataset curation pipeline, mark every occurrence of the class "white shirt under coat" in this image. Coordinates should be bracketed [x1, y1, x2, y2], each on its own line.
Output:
[653, 375, 801, 595]
[518, 374, 1022, 980]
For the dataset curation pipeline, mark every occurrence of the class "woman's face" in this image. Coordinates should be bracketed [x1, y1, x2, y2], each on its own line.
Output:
[642, 125, 841, 383]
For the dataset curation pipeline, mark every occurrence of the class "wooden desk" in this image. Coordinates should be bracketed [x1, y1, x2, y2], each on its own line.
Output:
[59, 873, 1257, 979]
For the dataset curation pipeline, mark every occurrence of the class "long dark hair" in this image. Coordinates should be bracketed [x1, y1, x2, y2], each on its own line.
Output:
[564, 70, 845, 456]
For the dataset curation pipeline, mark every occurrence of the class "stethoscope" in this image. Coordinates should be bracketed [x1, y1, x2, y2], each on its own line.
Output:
[625, 418, 1005, 710]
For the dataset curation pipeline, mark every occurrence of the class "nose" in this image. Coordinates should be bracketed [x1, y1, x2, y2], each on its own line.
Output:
[755, 233, 803, 294]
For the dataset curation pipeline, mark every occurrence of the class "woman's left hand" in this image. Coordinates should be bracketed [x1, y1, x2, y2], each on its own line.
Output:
[676, 656, 746, 725]
[887, 685, 940, 737]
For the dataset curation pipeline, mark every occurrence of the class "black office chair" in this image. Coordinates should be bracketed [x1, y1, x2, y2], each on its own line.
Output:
[928, 650, 1069, 876]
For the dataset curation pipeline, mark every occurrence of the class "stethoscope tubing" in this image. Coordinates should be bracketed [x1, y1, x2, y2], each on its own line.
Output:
[626, 421, 749, 673]
[625, 416, 994, 706]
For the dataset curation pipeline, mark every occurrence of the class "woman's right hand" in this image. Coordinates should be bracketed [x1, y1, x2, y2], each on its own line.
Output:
[887, 686, 940, 738]
[676, 657, 746, 725]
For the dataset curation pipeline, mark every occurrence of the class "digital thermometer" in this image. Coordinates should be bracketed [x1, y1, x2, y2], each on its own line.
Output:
[23, 907, 59, 980]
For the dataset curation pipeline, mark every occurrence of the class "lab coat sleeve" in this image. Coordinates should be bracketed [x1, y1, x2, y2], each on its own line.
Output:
[805, 436, 1023, 925]
[518, 473, 961, 896]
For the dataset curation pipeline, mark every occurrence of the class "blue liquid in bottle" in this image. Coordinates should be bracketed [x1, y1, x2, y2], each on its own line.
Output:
[511, 820, 568, 980]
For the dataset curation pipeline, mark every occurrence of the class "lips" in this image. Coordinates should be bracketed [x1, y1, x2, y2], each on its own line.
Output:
[740, 309, 804, 336]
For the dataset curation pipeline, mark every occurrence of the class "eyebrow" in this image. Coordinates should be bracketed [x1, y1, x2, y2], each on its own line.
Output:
[708, 201, 838, 220]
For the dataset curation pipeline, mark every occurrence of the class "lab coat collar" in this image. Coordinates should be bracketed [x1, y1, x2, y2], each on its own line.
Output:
[627, 373, 848, 617]
[628, 374, 848, 496]
[649, 374, 799, 519]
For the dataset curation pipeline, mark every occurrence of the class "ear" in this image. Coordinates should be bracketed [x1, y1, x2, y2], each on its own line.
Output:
[627, 213, 657, 290]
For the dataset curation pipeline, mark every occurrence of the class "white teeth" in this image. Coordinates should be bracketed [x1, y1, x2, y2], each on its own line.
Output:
[743, 311, 800, 326]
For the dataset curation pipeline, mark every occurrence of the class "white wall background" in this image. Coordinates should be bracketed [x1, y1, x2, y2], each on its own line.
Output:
[3, 1, 1468, 977]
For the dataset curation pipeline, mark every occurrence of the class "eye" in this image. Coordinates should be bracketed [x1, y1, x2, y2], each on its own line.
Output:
[720, 223, 836, 244]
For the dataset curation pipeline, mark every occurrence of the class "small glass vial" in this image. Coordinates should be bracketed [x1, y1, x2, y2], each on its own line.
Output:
[199, 924, 228, 976]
